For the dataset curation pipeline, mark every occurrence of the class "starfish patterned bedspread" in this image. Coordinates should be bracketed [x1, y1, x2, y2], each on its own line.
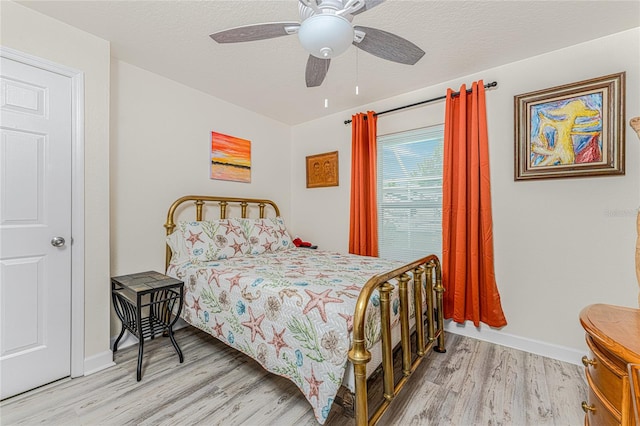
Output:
[167, 249, 405, 424]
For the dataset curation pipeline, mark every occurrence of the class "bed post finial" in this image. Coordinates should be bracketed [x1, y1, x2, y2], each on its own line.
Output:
[195, 200, 205, 221]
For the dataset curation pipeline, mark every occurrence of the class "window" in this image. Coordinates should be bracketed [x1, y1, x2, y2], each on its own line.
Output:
[377, 125, 444, 262]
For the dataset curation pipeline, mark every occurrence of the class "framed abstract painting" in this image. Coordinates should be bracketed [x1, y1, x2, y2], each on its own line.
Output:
[514, 72, 625, 180]
[210, 131, 251, 183]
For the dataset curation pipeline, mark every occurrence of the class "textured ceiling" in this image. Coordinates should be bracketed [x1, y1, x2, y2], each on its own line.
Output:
[16, 0, 640, 125]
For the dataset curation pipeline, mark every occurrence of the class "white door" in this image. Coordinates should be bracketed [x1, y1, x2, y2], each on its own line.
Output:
[0, 57, 72, 399]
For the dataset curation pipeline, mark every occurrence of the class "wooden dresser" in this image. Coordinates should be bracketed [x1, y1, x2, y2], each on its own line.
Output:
[580, 304, 640, 425]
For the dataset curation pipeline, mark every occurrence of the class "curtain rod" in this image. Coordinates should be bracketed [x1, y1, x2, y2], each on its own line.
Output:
[343, 81, 498, 125]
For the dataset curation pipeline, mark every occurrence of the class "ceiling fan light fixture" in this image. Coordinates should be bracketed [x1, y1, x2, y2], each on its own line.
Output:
[298, 14, 354, 59]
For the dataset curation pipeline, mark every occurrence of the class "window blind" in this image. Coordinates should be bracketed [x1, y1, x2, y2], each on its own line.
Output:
[377, 125, 444, 263]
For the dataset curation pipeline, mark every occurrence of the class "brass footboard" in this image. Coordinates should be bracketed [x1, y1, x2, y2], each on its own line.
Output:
[348, 255, 445, 425]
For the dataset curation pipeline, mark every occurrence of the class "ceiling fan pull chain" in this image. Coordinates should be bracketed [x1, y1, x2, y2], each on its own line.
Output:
[355, 47, 360, 95]
[325, 58, 330, 108]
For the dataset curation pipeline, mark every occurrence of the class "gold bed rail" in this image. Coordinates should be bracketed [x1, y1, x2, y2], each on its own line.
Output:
[348, 254, 445, 426]
[163, 195, 281, 270]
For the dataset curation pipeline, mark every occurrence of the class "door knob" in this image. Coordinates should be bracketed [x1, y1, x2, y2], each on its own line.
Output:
[51, 236, 66, 247]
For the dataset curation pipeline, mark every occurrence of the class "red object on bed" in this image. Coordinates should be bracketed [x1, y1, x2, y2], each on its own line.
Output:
[292, 237, 312, 247]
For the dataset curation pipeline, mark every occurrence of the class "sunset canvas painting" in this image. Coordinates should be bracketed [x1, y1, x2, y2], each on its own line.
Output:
[210, 131, 251, 182]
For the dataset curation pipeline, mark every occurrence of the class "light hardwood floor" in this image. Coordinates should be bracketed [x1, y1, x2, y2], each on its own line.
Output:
[1, 327, 587, 425]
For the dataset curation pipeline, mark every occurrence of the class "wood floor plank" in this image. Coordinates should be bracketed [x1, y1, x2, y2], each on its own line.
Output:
[0, 327, 587, 425]
[522, 351, 555, 425]
[542, 356, 588, 423]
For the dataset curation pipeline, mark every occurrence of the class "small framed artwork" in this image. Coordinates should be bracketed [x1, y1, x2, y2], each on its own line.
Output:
[210, 131, 251, 183]
[514, 72, 625, 180]
[306, 151, 339, 188]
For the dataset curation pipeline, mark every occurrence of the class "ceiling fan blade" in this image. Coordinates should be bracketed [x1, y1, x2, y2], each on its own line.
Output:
[210, 22, 300, 43]
[350, 0, 385, 16]
[305, 55, 331, 87]
[353, 26, 425, 65]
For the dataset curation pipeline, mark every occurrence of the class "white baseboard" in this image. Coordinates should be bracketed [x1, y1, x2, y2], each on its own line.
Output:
[83, 350, 115, 376]
[444, 320, 585, 366]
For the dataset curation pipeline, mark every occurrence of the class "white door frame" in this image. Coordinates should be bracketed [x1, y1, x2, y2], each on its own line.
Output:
[1, 46, 85, 377]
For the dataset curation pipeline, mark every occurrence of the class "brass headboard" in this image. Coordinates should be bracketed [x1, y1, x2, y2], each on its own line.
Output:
[164, 195, 281, 270]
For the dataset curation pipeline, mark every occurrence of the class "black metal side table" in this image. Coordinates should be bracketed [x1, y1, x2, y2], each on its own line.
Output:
[111, 271, 184, 381]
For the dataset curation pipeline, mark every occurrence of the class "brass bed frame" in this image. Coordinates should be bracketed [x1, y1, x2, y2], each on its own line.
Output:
[164, 195, 446, 426]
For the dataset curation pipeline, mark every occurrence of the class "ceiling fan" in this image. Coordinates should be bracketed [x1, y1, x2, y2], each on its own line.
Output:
[209, 0, 425, 88]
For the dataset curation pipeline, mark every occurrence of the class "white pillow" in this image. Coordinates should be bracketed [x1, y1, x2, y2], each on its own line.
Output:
[238, 216, 293, 255]
[171, 219, 249, 263]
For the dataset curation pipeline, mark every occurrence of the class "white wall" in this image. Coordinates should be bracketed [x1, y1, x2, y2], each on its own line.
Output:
[291, 28, 640, 362]
[1, 1, 112, 363]
[110, 60, 292, 334]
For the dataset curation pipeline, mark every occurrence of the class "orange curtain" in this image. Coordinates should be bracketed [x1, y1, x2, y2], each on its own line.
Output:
[442, 81, 507, 327]
[349, 111, 378, 256]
